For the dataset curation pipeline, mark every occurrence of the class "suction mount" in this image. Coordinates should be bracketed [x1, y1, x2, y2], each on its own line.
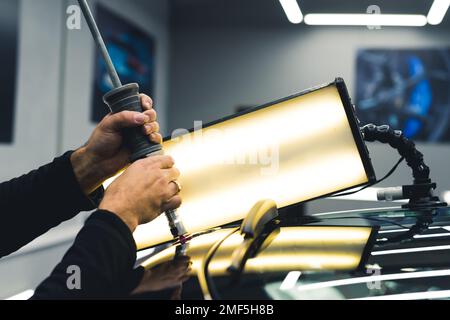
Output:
[361, 124, 447, 209]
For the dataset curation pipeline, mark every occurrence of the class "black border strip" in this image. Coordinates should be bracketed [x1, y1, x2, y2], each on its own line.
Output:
[335, 78, 377, 183]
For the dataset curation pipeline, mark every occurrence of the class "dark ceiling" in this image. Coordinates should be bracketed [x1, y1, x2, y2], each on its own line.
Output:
[170, 0, 444, 27]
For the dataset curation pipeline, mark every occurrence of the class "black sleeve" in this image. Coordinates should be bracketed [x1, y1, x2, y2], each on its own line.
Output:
[0, 151, 103, 258]
[31, 210, 144, 300]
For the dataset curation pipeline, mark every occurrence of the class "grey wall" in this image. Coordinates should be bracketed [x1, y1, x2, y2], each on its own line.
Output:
[0, 0, 63, 182]
[61, 0, 171, 153]
[0, 0, 170, 299]
[168, 24, 450, 214]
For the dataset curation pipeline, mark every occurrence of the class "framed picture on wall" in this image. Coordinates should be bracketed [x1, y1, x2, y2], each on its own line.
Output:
[0, 0, 19, 144]
[91, 4, 156, 123]
[356, 48, 450, 143]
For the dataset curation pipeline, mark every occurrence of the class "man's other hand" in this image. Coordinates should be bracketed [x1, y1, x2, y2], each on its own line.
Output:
[131, 257, 191, 296]
[98, 155, 182, 231]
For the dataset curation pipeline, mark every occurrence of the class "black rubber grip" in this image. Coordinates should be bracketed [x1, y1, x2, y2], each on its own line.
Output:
[103, 83, 162, 162]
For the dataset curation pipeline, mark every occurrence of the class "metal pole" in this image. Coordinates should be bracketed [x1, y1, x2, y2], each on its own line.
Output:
[78, 0, 122, 88]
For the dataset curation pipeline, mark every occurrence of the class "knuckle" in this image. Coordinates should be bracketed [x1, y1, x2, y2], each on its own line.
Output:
[166, 156, 175, 166]
[145, 109, 157, 121]
[157, 176, 167, 188]
[147, 156, 161, 166]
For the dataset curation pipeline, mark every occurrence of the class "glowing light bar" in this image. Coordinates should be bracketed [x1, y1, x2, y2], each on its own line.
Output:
[297, 269, 450, 292]
[414, 233, 450, 239]
[427, 0, 450, 25]
[108, 80, 373, 249]
[279, 0, 303, 24]
[280, 271, 302, 290]
[442, 190, 450, 204]
[304, 14, 428, 27]
[6, 289, 34, 300]
[372, 245, 450, 256]
[354, 290, 450, 300]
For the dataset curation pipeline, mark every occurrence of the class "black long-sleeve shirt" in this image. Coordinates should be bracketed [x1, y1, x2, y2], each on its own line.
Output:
[0, 152, 142, 299]
[0, 152, 98, 258]
[32, 210, 144, 299]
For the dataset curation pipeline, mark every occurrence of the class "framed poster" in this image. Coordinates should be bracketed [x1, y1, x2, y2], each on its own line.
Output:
[356, 48, 450, 142]
[0, 0, 19, 143]
[91, 4, 156, 123]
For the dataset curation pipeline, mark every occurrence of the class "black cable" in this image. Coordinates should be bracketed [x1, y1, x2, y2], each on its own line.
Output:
[202, 228, 240, 300]
[329, 156, 405, 198]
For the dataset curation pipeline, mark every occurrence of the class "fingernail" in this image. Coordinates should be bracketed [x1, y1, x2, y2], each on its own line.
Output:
[145, 124, 153, 133]
[135, 114, 149, 124]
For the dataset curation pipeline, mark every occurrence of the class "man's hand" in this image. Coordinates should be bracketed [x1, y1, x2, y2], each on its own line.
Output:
[71, 94, 163, 195]
[98, 155, 182, 231]
[131, 257, 191, 295]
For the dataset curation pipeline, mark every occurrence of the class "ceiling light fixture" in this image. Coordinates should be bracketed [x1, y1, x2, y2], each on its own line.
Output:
[279, 0, 303, 24]
[427, 0, 450, 25]
[304, 14, 427, 27]
[279, 0, 448, 26]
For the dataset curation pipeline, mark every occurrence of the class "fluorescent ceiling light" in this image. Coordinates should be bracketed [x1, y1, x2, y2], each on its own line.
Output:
[354, 290, 450, 300]
[372, 244, 450, 256]
[414, 233, 450, 239]
[304, 14, 428, 27]
[378, 228, 408, 234]
[6, 289, 34, 300]
[279, 0, 303, 24]
[442, 190, 450, 204]
[296, 269, 450, 292]
[427, 0, 450, 25]
[280, 271, 302, 290]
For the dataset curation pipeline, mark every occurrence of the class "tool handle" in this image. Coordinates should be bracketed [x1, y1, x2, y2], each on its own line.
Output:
[103, 83, 162, 162]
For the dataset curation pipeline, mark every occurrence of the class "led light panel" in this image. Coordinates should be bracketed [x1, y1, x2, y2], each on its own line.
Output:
[104, 79, 375, 249]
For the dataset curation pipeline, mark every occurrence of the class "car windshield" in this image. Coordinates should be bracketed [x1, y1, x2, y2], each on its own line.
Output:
[138, 205, 450, 300]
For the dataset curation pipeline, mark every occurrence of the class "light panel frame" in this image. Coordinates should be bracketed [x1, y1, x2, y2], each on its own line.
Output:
[130, 78, 376, 249]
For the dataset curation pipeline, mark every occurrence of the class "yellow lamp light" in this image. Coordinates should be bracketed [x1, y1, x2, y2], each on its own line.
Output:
[141, 226, 375, 275]
[104, 79, 375, 249]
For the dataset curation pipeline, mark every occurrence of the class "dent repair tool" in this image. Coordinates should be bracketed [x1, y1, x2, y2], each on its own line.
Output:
[78, 0, 187, 243]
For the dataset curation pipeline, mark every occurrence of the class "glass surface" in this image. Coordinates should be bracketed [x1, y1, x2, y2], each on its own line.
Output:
[138, 206, 450, 300]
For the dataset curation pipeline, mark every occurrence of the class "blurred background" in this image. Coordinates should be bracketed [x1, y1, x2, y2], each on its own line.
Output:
[0, 0, 449, 299]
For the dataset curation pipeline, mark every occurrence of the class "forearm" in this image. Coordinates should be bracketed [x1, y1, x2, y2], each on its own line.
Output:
[71, 147, 109, 196]
[0, 151, 101, 258]
[32, 210, 143, 299]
